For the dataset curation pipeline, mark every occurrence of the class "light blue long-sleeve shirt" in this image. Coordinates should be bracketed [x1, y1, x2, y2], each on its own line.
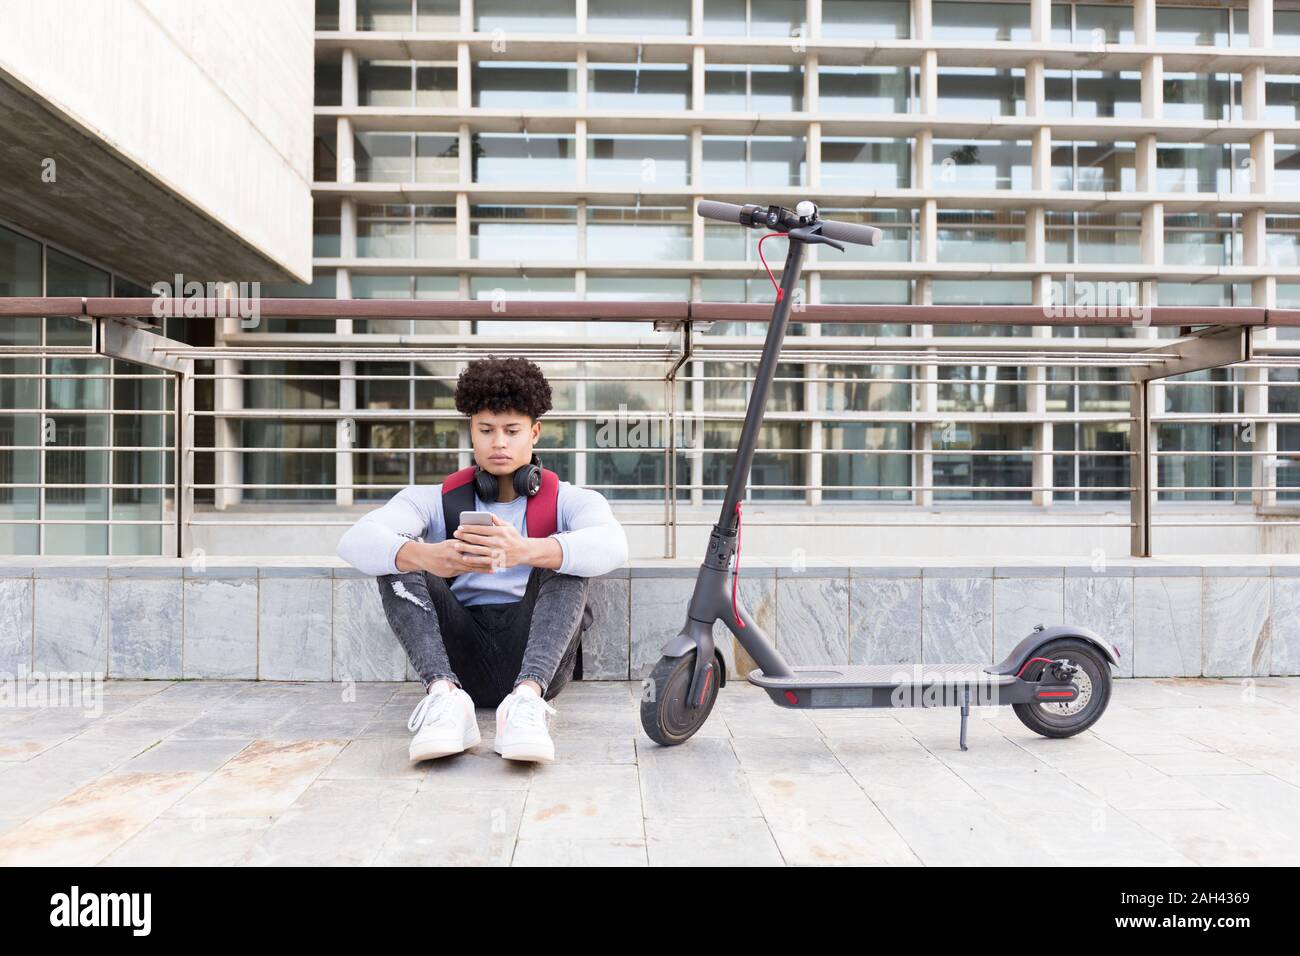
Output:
[335, 479, 630, 606]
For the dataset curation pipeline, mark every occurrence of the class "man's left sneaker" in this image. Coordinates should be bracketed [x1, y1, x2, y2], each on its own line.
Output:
[494, 689, 558, 762]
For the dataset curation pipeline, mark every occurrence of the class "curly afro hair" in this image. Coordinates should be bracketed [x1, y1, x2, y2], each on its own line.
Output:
[453, 356, 553, 422]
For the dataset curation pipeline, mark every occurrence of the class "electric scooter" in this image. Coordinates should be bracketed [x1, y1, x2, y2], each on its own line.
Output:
[640, 199, 1119, 750]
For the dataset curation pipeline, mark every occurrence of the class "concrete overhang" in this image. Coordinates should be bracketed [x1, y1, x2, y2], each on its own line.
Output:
[0, 69, 308, 284]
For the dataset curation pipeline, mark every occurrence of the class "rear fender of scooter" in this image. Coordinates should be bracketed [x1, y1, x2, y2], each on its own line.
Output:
[987, 623, 1120, 677]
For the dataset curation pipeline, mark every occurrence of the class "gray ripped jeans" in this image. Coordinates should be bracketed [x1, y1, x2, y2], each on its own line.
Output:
[377, 565, 592, 708]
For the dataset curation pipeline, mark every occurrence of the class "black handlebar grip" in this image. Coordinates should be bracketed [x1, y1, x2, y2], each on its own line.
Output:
[819, 219, 884, 247]
[696, 200, 746, 224]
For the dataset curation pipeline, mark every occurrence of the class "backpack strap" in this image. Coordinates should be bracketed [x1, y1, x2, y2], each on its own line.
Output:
[439, 467, 561, 580]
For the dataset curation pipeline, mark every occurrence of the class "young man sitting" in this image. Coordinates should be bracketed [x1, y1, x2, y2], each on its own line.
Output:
[336, 356, 629, 764]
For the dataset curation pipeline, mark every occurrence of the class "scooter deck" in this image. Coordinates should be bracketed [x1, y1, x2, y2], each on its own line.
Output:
[748, 664, 1018, 690]
[748, 664, 1022, 710]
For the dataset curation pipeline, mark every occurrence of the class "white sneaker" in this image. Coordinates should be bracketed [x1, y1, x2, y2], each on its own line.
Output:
[494, 689, 558, 762]
[407, 682, 480, 762]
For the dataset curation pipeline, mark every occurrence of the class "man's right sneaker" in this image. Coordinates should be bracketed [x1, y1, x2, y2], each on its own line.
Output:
[406, 681, 480, 762]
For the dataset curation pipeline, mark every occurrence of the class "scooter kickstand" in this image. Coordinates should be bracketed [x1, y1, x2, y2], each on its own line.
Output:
[959, 685, 970, 751]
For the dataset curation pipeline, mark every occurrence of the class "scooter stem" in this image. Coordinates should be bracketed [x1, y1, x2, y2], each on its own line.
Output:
[713, 236, 807, 561]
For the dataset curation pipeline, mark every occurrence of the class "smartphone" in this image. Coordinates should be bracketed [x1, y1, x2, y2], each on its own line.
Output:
[459, 510, 493, 526]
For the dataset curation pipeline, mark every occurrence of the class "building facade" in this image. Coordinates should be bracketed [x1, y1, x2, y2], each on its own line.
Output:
[5, 0, 1300, 557]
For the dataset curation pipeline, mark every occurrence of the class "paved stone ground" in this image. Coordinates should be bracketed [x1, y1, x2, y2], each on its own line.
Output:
[0, 677, 1297, 866]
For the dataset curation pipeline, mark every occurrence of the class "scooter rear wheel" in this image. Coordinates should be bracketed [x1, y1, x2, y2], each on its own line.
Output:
[1011, 638, 1112, 738]
[640, 652, 720, 746]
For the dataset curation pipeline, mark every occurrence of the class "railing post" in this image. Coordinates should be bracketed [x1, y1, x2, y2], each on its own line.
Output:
[1130, 377, 1151, 558]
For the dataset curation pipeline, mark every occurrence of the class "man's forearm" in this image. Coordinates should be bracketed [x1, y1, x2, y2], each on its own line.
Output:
[394, 539, 427, 572]
[525, 535, 564, 570]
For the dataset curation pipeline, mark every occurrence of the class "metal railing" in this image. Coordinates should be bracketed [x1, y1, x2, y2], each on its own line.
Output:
[4, 297, 1300, 558]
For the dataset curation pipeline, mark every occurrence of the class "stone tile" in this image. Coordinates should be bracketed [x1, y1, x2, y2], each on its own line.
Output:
[631, 577, 734, 680]
[776, 575, 850, 665]
[243, 778, 418, 866]
[1064, 574, 1134, 677]
[109, 578, 182, 679]
[1132, 576, 1202, 677]
[992, 576, 1064, 662]
[1270, 576, 1300, 676]
[1203, 575, 1271, 677]
[645, 816, 784, 866]
[922, 577, 992, 665]
[321, 737, 428, 780]
[0, 578, 32, 678]
[0, 770, 205, 865]
[332, 577, 407, 681]
[123, 737, 250, 774]
[170, 739, 345, 817]
[34, 576, 108, 674]
[511, 837, 647, 866]
[376, 789, 526, 865]
[259, 577, 332, 681]
[849, 576, 921, 666]
[104, 815, 273, 866]
[183, 577, 257, 679]
[583, 577, 629, 680]
[518, 764, 643, 840]
[746, 770, 920, 865]
[636, 735, 763, 820]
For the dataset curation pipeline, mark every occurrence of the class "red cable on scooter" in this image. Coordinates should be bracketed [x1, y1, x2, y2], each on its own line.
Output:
[757, 233, 785, 301]
[732, 500, 744, 628]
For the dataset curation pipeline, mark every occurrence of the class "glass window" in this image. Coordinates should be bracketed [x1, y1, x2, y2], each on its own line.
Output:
[1074, 71, 1142, 119]
[1279, 12, 1300, 48]
[936, 68, 1025, 116]
[415, 63, 456, 106]
[1163, 73, 1233, 122]
[415, 134, 458, 182]
[750, 0, 806, 39]
[932, 1, 1030, 41]
[1156, 6, 1229, 46]
[586, 206, 691, 262]
[936, 210, 1025, 264]
[358, 0, 413, 30]
[1266, 77, 1300, 123]
[358, 60, 413, 106]
[819, 66, 908, 114]
[822, 423, 911, 501]
[821, 0, 909, 39]
[417, 0, 458, 30]
[933, 139, 1032, 191]
[587, 135, 689, 186]
[1155, 144, 1238, 193]
[1164, 213, 1237, 268]
[820, 139, 911, 189]
[473, 61, 576, 108]
[933, 423, 1035, 501]
[355, 131, 413, 181]
[702, 136, 806, 188]
[470, 205, 578, 260]
[475, 0, 575, 33]
[587, 0, 689, 34]
[0, 225, 41, 298]
[473, 133, 575, 184]
[1075, 3, 1134, 44]
[588, 64, 690, 110]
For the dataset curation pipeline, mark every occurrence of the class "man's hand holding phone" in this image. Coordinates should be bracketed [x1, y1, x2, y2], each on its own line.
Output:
[451, 512, 530, 573]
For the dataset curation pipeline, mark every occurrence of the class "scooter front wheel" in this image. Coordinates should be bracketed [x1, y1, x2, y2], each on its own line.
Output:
[640, 652, 720, 746]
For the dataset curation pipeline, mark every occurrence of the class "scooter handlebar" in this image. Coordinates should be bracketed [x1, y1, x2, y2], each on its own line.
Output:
[818, 219, 883, 248]
[695, 199, 747, 224]
[694, 200, 882, 247]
